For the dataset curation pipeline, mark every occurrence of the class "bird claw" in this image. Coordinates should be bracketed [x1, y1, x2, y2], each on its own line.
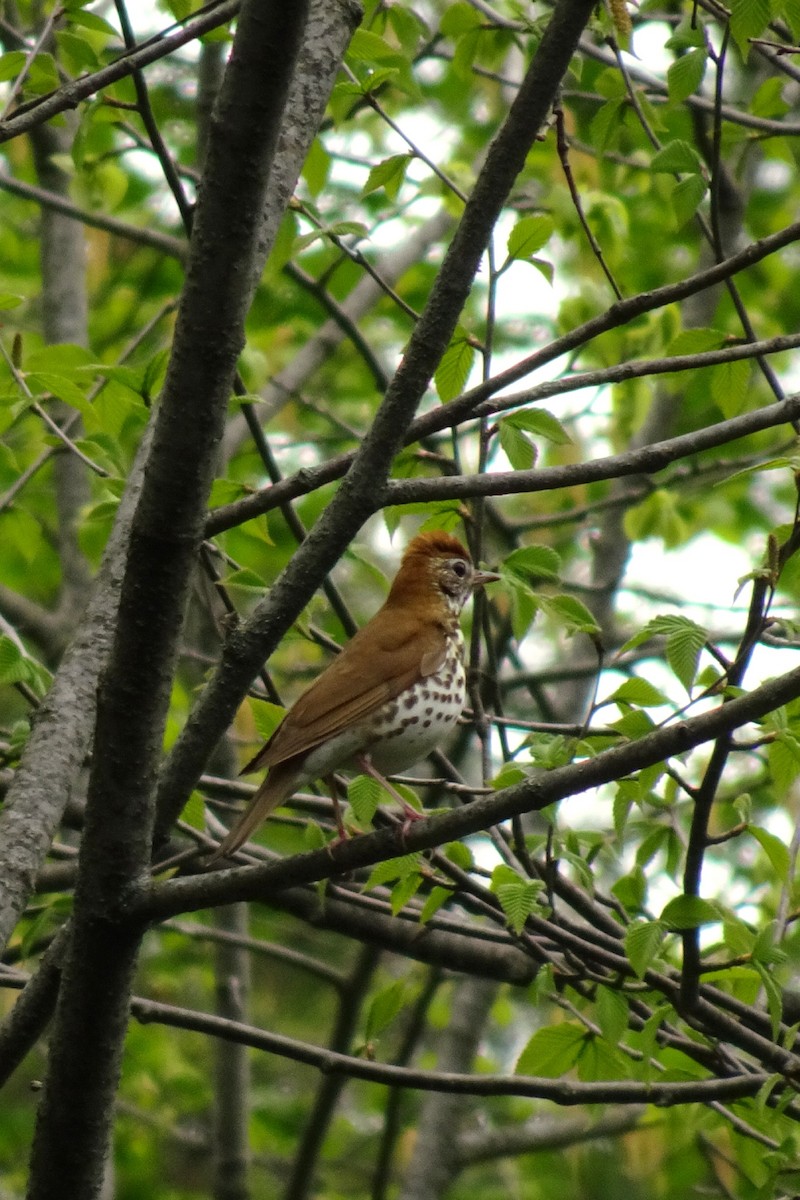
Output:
[391, 804, 424, 846]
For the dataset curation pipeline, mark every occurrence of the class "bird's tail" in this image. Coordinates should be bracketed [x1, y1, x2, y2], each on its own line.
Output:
[210, 764, 296, 863]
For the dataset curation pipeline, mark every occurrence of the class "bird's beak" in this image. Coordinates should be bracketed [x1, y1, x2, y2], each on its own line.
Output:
[473, 568, 501, 589]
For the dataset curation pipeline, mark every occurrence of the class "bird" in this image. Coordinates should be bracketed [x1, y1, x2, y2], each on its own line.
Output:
[213, 530, 499, 859]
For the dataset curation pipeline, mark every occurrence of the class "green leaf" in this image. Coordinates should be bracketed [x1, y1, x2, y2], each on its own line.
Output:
[295, 221, 368, 252]
[56, 30, 101, 72]
[730, 0, 770, 57]
[65, 7, 119, 36]
[528, 257, 555, 285]
[623, 489, 688, 548]
[419, 886, 454, 924]
[362, 153, 412, 201]
[498, 419, 536, 470]
[525, 733, 574, 770]
[435, 327, 475, 402]
[591, 97, 624, 154]
[504, 407, 572, 445]
[516, 1023, 586, 1077]
[390, 871, 423, 915]
[596, 985, 630, 1045]
[443, 841, 474, 870]
[26, 51, 59, 94]
[539, 594, 601, 637]
[0, 51, 26, 82]
[711, 358, 751, 418]
[302, 137, 331, 198]
[220, 567, 266, 594]
[622, 615, 707, 693]
[671, 174, 707, 228]
[348, 774, 385, 825]
[651, 139, 704, 174]
[179, 790, 207, 832]
[780, 0, 800, 39]
[667, 49, 707, 103]
[439, 2, 482, 36]
[750, 76, 790, 118]
[625, 919, 666, 978]
[248, 698, 285, 744]
[348, 28, 404, 63]
[502, 545, 562, 586]
[364, 981, 408, 1042]
[0, 637, 28, 684]
[576, 1034, 630, 1082]
[613, 784, 634, 840]
[364, 853, 422, 891]
[506, 214, 554, 261]
[609, 678, 670, 708]
[490, 865, 544, 933]
[752, 921, 787, 966]
[491, 762, 527, 789]
[613, 868, 648, 918]
[754, 961, 783, 1038]
[666, 327, 726, 356]
[748, 825, 791, 880]
[768, 730, 800, 797]
[659, 895, 721, 930]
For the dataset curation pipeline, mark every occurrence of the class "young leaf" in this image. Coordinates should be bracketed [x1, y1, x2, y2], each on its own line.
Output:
[608, 678, 670, 708]
[364, 981, 408, 1042]
[671, 175, 707, 227]
[248, 698, 285, 744]
[419, 886, 454, 924]
[747, 825, 791, 881]
[596, 985, 630, 1045]
[362, 153, 412, 201]
[434, 327, 475, 403]
[498, 419, 536, 470]
[622, 615, 707, 693]
[625, 919, 666, 978]
[711, 358, 750, 418]
[659, 895, 721, 930]
[651, 139, 703, 174]
[502, 545, 562, 586]
[364, 853, 422, 891]
[490, 865, 544, 933]
[506, 214, 554, 261]
[443, 841, 474, 870]
[667, 48, 707, 103]
[348, 774, 385, 825]
[505, 407, 572, 445]
[730, 0, 770, 57]
[516, 1023, 586, 1077]
[390, 871, 423, 915]
[754, 961, 783, 1039]
[179, 790, 207, 832]
[539, 594, 601, 638]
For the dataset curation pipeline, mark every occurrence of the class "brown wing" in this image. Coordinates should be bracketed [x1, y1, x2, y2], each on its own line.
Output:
[243, 607, 448, 773]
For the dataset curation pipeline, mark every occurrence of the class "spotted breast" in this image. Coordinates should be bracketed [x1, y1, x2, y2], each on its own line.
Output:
[213, 531, 498, 858]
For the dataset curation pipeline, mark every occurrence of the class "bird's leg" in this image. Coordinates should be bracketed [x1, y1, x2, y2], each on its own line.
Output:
[324, 774, 349, 843]
[355, 755, 424, 827]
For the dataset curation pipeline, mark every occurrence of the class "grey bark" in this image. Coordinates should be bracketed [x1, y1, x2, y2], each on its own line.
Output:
[26, 5, 313, 1197]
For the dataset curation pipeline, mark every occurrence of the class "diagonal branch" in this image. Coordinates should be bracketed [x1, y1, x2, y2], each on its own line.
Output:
[0, 1, 241, 145]
[141, 656, 800, 922]
[154, 0, 600, 840]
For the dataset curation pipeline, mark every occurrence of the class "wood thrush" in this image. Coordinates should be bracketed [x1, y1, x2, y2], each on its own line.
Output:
[214, 531, 499, 858]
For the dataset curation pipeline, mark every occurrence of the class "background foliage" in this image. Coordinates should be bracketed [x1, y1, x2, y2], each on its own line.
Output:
[3, 0, 800, 1196]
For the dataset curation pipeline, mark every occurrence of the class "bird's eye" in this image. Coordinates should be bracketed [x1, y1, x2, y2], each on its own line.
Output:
[451, 559, 467, 578]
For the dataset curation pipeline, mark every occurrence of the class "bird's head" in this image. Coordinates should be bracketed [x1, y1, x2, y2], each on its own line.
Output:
[389, 531, 500, 614]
